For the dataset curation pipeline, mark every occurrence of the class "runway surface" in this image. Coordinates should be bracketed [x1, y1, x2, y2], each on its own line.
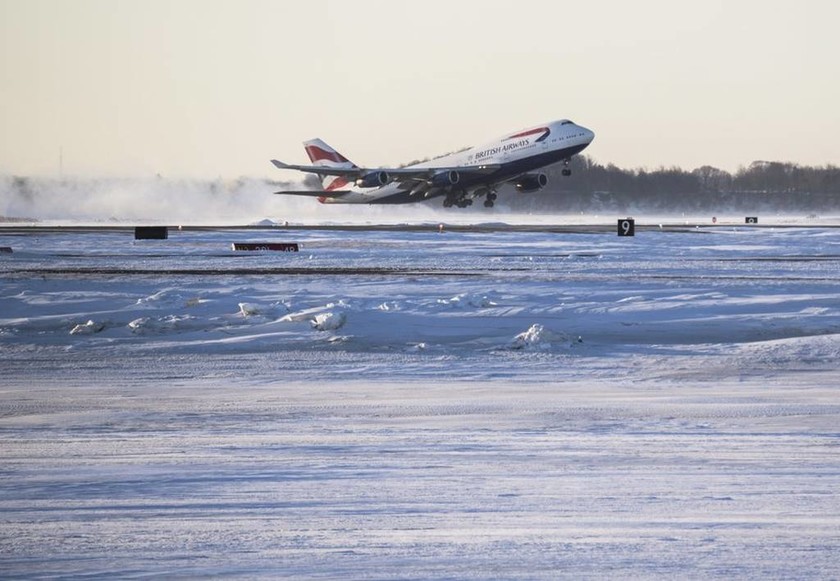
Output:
[2, 224, 839, 578]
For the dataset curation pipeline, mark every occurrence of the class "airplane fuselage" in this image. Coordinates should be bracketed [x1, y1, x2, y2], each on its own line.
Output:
[271, 119, 594, 208]
[322, 120, 593, 204]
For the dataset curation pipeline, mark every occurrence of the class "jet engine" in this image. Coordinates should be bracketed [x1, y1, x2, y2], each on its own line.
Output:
[355, 171, 390, 188]
[514, 173, 548, 193]
[429, 170, 460, 187]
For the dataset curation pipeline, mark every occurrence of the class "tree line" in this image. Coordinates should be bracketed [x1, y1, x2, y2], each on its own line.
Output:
[498, 157, 840, 213]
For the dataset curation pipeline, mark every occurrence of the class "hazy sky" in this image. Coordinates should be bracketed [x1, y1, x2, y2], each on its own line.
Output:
[2, 0, 838, 178]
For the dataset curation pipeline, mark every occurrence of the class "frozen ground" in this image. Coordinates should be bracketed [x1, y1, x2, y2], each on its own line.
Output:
[2, 223, 840, 578]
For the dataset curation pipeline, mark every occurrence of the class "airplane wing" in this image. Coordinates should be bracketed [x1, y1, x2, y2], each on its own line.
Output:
[270, 159, 500, 181]
[270, 158, 502, 201]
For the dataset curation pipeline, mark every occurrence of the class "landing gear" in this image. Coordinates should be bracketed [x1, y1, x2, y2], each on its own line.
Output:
[443, 187, 496, 209]
[561, 158, 572, 177]
[443, 190, 473, 208]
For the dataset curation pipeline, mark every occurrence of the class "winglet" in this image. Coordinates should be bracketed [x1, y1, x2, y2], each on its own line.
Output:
[270, 159, 290, 170]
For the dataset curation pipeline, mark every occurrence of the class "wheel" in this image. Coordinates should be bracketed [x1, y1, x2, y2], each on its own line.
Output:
[562, 169, 572, 177]
[484, 199, 494, 208]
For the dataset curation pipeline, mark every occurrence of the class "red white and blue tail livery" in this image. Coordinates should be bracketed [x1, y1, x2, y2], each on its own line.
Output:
[271, 119, 594, 208]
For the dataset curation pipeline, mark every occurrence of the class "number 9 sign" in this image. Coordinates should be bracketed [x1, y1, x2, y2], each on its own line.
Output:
[617, 218, 635, 237]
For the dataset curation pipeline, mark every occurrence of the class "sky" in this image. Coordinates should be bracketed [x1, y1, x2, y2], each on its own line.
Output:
[1, 0, 838, 178]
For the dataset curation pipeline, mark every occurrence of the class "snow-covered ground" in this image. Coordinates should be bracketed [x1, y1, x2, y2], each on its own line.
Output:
[2, 224, 840, 578]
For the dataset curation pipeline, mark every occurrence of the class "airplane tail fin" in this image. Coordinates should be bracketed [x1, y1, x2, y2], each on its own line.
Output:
[303, 138, 357, 191]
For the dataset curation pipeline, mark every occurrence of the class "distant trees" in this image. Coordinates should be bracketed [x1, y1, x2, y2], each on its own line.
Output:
[497, 157, 840, 213]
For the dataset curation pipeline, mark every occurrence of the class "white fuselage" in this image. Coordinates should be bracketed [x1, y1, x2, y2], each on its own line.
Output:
[320, 119, 594, 204]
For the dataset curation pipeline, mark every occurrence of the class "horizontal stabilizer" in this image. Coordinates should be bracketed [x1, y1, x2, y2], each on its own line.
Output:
[271, 158, 361, 177]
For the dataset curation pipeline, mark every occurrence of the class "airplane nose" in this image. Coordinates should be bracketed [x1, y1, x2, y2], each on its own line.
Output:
[581, 126, 595, 143]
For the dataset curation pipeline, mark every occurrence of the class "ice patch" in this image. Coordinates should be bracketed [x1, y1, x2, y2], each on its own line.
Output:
[69, 320, 105, 335]
[509, 324, 551, 350]
[238, 303, 261, 317]
[278, 300, 348, 332]
[617, 295, 645, 303]
[128, 317, 152, 334]
[800, 306, 831, 315]
[437, 293, 498, 309]
[137, 289, 188, 307]
[128, 314, 200, 334]
[281, 301, 348, 323]
[508, 323, 579, 351]
[312, 311, 346, 331]
[232, 300, 290, 321]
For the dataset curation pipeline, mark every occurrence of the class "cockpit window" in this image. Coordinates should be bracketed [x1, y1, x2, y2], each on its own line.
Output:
[561, 120, 574, 125]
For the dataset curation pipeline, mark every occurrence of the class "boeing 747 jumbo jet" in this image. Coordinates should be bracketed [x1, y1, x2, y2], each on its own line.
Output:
[270, 119, 594, 208]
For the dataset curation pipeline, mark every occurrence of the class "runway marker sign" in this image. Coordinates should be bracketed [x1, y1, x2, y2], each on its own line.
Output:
[232, 242, 299, 252]
[618, 218, 635, 237]
[135, 226, 168, 240]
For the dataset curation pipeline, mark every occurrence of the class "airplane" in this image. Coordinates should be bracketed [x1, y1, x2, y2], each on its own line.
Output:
[270, 119, 594, 208]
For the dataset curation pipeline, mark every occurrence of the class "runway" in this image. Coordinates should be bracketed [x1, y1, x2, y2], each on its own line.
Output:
[2, 223, 840, 578]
